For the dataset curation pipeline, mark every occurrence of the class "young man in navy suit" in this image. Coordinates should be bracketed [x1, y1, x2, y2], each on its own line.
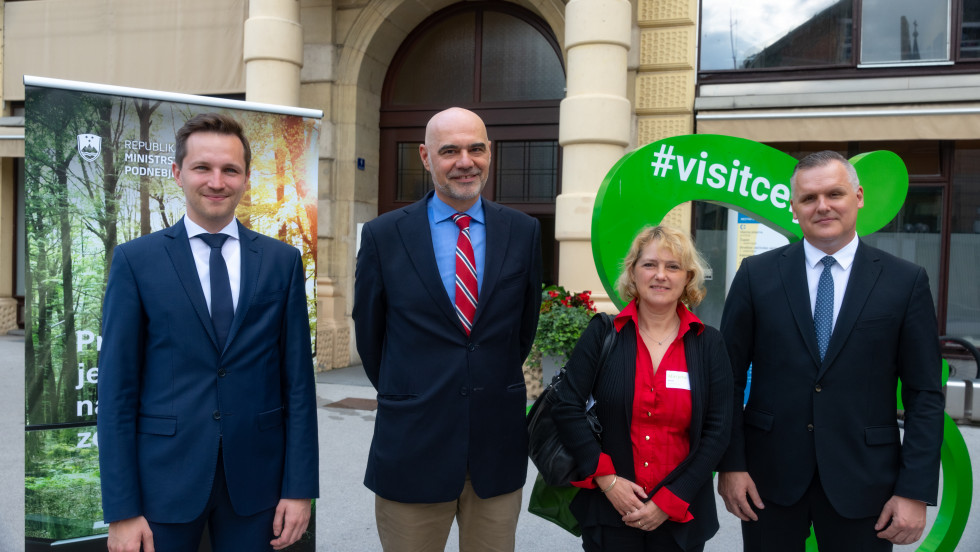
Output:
[98, 113, 319, 552]
[353, 107, 542, 551]
[717, 151, 944, 551]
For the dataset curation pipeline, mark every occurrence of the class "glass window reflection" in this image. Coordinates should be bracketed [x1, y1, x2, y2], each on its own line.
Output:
[961, 0, 980, 59]
[390, 13, 475, 105]
[396, 143, 431, 202]
[862, 188, 942, 309]
[860, 0, 950, 64]
[949, 143, 980, 343]
[700, 0, 851, 70]
[480, 11, 565, 102]
[495, 141, 559, 203]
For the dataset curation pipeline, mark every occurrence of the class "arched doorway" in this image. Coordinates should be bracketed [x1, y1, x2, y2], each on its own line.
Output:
[379, 1, 565, 284]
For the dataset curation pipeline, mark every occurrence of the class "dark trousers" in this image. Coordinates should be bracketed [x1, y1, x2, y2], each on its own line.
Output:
[741, 472, 892, 552]
[581, 524, 703, 552]
[147, 449, 277, 552]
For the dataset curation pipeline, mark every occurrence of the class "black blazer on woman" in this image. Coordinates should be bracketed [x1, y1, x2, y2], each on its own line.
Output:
[553, 312, 733, 551]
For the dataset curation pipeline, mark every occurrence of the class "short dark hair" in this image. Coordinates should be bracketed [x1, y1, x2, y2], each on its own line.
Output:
[790, 150, 859, 194]
[174, 112, 251, 172]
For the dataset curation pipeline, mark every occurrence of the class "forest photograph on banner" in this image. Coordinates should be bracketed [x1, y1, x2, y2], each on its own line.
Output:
[23, 79, 319, 547]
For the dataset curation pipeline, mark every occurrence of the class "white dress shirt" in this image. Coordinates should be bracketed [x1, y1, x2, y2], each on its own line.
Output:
[184, 217, 241, 313]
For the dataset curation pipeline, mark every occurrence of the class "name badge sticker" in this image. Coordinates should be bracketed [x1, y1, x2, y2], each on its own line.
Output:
[665, 371, 690, 390]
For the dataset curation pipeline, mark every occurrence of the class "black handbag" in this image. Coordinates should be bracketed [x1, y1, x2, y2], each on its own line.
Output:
[527, 313, 617, 487]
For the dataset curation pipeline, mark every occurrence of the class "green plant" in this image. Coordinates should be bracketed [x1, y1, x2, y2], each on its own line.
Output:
[529, 285, 598, 369]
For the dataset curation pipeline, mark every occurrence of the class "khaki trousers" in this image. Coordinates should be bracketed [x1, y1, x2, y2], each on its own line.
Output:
[375, 478, 522, 552]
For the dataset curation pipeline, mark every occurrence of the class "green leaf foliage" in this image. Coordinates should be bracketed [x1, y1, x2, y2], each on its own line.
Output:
[530, 285, 598, 368]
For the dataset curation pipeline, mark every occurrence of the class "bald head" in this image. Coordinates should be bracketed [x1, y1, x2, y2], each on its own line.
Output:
[424, 108, 489, 148]
[420, 107, 492, 212]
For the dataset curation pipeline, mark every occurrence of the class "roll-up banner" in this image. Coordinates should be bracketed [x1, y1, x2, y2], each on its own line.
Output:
[23, 76, 320, 551]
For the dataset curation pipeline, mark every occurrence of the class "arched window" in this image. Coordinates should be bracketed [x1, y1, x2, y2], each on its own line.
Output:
[379, 2, 565, 283]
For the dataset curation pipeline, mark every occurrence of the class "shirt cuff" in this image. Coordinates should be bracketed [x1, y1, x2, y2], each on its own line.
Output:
[652, 486, 694, 523]
[571, 453, 616, 489]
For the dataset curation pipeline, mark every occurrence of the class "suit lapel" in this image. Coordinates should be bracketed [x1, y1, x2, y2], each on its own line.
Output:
[396, 199, 461, 332]
[164, 218, 220, 349]
[778, 241, 822, 367]
[472, 200, 509, 328]
[224, 221, 261, 353]
[819, 240, 881, 376]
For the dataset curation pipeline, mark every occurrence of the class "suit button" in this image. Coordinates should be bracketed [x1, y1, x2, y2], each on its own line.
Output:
[218, 368, 227, 377]
[460, 387, 468, 396]
[807, 423, 814, 431]
[815, 384, 822, 392]
[467, 343, 477, 352]
[213, 410, 221, 420]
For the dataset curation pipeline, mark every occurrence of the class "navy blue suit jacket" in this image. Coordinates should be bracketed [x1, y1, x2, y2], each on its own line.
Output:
[98, 218, 319, 524]
[353, 193, 542, 502]
[718, 239, 944, 519]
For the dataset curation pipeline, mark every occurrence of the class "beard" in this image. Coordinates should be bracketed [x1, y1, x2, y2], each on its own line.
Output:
[433, 170, 487, 202]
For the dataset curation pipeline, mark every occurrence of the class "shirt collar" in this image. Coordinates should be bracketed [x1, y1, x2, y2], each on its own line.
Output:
[428, 191, 485, 225]
[614, 299, 704, 336]
[184, 216, 240, 240]
[803, 233, 858, 270]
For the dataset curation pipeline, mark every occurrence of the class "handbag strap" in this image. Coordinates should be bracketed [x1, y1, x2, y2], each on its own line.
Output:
[595, 313, 617, 374]
[584, 313, 617, 435]
[585, 313, 617, 397]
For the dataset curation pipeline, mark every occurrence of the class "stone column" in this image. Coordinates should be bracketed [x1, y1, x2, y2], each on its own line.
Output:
[0, 159, 17, 333]
[299, 1, 351, 370]
[635, 0, 698, 227]
[0, 4, 18, 333]
[244, 0, 303, 106]
[557, 0, 632, 312]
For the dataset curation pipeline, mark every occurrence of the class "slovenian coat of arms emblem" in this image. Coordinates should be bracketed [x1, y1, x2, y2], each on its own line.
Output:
[77, 134, 101, 162]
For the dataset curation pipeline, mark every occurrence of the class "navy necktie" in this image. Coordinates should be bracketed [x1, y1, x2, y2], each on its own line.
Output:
[814, 255, 836, 360]
[199, 233, 233, 350]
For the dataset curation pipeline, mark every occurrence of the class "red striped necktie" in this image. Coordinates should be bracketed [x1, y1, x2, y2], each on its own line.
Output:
[452, 213, 478, 335]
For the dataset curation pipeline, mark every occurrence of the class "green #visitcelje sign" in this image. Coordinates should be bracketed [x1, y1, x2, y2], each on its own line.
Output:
[591, 134, 971, 552]
[592, 134, 909, 307]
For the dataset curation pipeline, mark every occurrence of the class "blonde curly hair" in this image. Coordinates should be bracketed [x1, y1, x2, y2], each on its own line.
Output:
[615, 225, 709, 308]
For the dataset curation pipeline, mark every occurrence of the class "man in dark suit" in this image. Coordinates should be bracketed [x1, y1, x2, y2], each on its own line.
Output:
[353, 107, 541, 551]
[716, 150, 945, 551]
[98, 113, 319, 552]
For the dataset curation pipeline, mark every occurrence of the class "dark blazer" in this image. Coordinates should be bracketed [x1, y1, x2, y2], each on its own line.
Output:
[353, 192, 542, 503]
[553, 313, 733, 551]
[717, 239, 944, 519]
[98, 218, 319, 524]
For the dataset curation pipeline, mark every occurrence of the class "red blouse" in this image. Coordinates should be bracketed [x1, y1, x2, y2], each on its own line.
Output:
[572, 300, 704, 523]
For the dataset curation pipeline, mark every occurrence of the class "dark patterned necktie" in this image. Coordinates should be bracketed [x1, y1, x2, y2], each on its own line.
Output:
[814, 255, 836, 360]
[452, 213, 478, 335]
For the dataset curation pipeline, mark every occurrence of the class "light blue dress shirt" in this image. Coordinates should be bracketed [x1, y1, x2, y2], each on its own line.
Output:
[427, 193, 486, 303]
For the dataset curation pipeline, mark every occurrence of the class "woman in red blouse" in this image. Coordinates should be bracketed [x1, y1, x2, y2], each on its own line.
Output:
[552, 225, 734, 552]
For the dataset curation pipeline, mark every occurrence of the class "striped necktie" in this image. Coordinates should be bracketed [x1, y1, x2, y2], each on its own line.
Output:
[452, 213, 478, 335]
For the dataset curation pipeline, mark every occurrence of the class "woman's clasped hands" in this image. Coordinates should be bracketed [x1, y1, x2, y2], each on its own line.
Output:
[595, 474, 669, 532]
